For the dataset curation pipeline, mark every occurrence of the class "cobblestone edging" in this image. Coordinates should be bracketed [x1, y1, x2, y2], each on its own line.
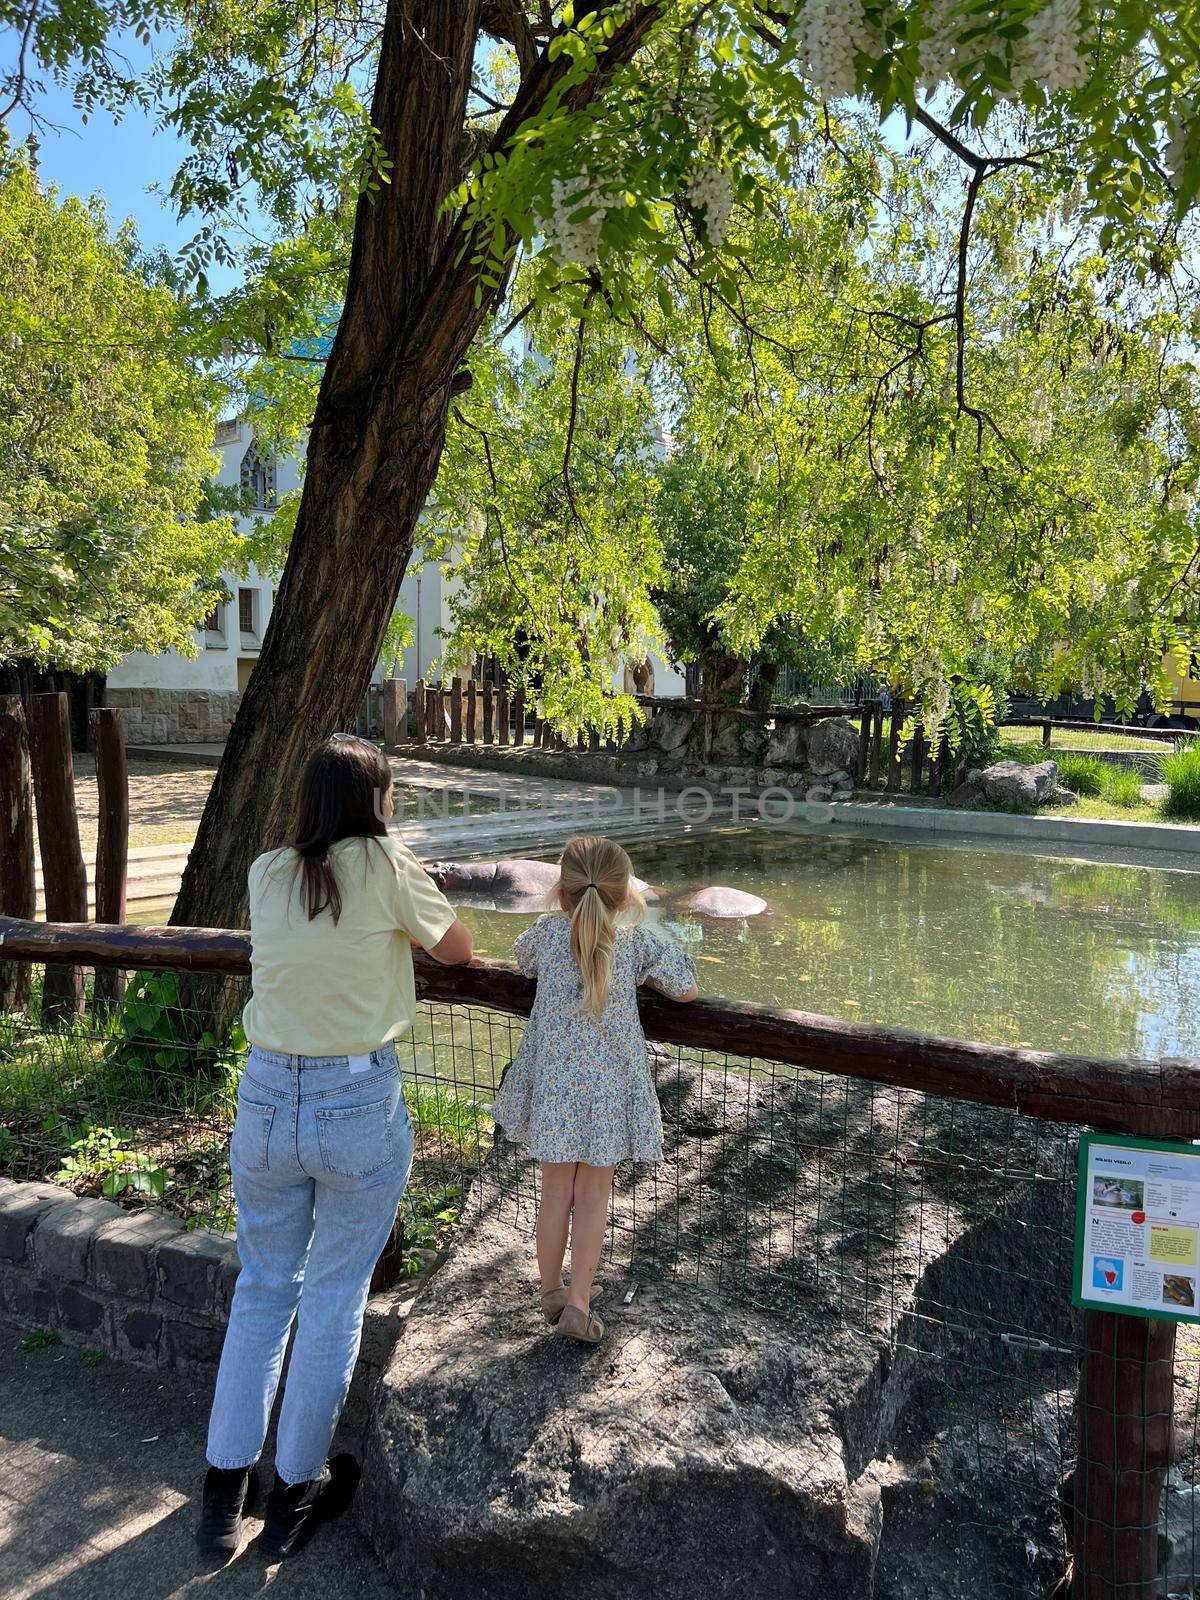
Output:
[0, 1178, 417, 1438]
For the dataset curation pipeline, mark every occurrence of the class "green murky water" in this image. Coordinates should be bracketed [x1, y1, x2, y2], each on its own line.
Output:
[455, 827, 1200, 1061]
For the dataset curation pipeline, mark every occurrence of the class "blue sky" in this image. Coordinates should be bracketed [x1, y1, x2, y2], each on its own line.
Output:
[0, 33, 245, 289]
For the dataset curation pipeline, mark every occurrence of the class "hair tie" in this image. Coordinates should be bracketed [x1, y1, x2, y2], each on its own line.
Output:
[584, 881, 599, 891]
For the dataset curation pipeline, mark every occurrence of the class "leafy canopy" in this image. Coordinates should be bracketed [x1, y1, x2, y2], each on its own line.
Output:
[0, 155, 238, 670]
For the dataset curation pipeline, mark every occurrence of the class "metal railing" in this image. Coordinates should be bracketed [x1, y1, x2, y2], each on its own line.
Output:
[1, 914, 1197, 1597]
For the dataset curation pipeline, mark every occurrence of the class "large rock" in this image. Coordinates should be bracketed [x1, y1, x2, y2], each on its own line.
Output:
[648, 704, 698, 753]
[808, 717, 862, 776]
[766, 719, 808, 768]
[978, 759, 1058, 812]
[360, 1063, 1075, 1600]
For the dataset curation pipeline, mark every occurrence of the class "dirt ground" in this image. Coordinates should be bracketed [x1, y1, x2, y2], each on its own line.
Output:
[68, 755, 219, 852]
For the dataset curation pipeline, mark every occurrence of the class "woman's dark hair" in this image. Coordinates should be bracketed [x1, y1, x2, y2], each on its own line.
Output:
[293, 733, 392, 923]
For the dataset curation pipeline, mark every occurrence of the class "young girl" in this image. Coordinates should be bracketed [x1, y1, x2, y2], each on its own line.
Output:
[199, 733, 472, 1561]
[491, 835, 697, 1344]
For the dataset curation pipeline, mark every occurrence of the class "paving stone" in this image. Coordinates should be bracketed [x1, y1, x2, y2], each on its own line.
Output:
[157, 1229, 236, 1311]
[7, 1276, 56, 1327]
[119, 1307, 163, 1357]
[91, 1209, 185, 1298]
[32, 1196, 124, 1283]
[58, 1285, 106, 1335]
[163, 1317, 226, 1372]
[0, 1184, 77, 1263]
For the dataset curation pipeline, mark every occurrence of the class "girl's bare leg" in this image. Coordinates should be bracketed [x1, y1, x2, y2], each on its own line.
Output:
[564, 1164, 614, 1315]
[536, 1162, 578, 1293]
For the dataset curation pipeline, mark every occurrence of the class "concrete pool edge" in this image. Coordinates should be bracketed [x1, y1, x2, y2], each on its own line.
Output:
[788, 798, 1200, 855]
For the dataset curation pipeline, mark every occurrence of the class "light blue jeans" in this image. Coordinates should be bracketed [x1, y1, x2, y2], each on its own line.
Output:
[206, 1043, 413, 1484]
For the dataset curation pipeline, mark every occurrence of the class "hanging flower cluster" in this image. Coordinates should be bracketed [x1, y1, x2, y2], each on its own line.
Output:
[789, 0, 872, 98]
[545, 171, 610, 267]
[686, 165, 733, 247]
[1010, 0, 1091, 95]
[1167, 100, 1196, 191]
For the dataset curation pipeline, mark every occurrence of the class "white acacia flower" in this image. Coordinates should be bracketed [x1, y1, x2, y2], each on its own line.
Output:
[1011, 0, 1091, 95]
[686, 165, 733, 248]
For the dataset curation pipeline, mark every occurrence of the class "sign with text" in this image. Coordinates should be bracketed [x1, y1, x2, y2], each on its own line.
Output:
[1074, 1133, 1200, 1323]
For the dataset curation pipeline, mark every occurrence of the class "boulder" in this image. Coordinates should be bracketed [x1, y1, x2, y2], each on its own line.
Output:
[978, 759, 1058, 813]
[360, 1064, 1075, 1600]
[766, 720, 808, 768]
[947, 780, 985, 810]
[649, 705, 698, 754]
[1044, 785, 1079, 809]
[808, 718, 862, 776]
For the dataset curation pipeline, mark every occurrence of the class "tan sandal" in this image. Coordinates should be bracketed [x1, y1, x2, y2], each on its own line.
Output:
[540, 1284, 604, 1326]
[554, 1304, 605, 1344]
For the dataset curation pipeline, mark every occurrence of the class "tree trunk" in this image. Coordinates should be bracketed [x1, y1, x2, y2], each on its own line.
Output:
[170, 2, 664, 933]
[172, 1, 484, 930]
[0, 695, 35, 1011]
[747, 660, 780, 711]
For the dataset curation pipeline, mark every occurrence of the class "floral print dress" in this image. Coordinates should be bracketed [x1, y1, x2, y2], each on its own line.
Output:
[491, 914, 697, 1166]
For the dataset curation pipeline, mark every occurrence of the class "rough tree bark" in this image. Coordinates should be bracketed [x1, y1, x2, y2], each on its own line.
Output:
[172, 0, 661, 930]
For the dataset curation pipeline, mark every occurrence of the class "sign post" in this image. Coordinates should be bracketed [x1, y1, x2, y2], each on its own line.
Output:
[1070, 1133, 1199, 1598]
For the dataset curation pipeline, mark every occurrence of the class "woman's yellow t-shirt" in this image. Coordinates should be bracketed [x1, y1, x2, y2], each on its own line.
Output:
[241, 835, 457, 1057]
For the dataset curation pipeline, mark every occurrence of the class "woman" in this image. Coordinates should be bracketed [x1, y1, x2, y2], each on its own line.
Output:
[198, 733, 471, 1562]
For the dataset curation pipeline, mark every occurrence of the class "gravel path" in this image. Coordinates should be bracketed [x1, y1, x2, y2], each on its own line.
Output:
[67, 755, 219, 852]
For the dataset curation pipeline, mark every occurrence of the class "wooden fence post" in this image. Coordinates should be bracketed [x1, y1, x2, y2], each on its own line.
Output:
[412, 678, 426, 743]
[0, 696, 35, 1012]
[856, 702, 872, 782]
[910, 723, 925, 794]
[482, 684, 495, 744]
[497, 685, 510, 746]
[868, 700, 884, 788]
[886, 696, 905, 791]
[928, 740, 943, 796]
[1072, 1310, 1175, 1600]
[90, 708, 129, 1014]
[465, 680, 478, 743]
[29, 693, 87, 1019]
[513, 692, 526, 748]
[425, 685, 439, 740]
[383, 678, 408, 749]
[450, 677, 463, 743]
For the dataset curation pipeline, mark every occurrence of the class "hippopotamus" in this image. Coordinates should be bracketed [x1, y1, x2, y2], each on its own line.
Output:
[666, 886, 768, 919]
[425, 857, 658, 912]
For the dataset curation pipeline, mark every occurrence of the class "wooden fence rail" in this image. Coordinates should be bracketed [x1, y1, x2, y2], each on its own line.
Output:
[2, 915, 1197, 1140]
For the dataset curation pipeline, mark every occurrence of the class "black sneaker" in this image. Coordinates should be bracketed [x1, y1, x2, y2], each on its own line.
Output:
[197, 1463, 260, 1559]
[258, 1453, 361, 1560]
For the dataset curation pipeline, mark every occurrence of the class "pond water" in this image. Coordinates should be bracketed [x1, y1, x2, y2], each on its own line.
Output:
[455, 826, 1200, 1061]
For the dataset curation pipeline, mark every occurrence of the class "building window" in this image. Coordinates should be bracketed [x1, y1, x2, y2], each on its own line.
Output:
[203, 603, 222, 633]
[238, 587, 258, 637]
[239, 440, 277, 511]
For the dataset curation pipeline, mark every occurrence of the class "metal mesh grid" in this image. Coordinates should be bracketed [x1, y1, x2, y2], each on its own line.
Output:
[1, 964, 1198, 1594]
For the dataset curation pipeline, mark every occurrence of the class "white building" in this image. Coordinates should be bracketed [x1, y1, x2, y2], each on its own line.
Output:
[106, 419, 681, 744]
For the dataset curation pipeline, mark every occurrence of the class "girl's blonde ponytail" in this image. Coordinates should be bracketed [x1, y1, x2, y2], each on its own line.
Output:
[555, 836, 644, 1019]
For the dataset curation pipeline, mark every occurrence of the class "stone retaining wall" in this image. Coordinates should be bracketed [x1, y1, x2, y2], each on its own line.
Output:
[106, 688, 240, 745]
[0, 1178, 416, 1439]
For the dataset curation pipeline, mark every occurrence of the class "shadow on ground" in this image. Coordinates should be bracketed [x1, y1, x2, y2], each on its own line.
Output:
[0, 1321, 404, 1600]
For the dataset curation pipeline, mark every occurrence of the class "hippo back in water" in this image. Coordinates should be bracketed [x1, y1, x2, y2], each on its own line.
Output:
[426, 857, 657, 908]
[669, 886, 768, 918]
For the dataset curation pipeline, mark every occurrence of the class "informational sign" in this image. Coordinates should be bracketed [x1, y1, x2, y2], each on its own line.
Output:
[1074, 1132, 1200, 1323]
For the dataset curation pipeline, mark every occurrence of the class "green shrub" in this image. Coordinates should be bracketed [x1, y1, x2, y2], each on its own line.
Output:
[1101, 766, 1144, 809]
[1056, 754, 1105, 797]
[1162, 743, 1200, 821]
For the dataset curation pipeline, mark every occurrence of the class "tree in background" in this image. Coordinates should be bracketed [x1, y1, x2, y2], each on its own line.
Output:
[0, 155, 237, 695]
[5, 2, 1200, 926]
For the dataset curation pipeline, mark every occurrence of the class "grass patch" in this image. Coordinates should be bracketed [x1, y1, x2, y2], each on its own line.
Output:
[1056, 753, 1106, 797]
[1001, 724, 1170, 752]
[81, 1347, 105, 1367]
[20, 1329, 60, 1351]
[1103, 766, 1145, 809]
[1162, 744, 1200, 822]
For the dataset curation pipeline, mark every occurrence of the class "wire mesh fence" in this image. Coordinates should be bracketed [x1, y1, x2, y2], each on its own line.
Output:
[2, 949, 1199, 1595]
